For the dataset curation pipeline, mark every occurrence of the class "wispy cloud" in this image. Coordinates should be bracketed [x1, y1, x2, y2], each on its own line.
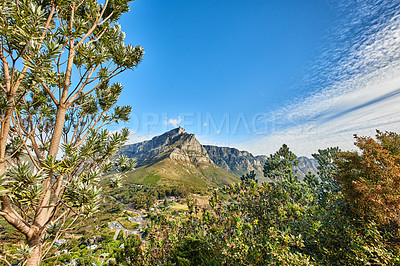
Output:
[126, 131, 155, 145]
[240, 1, 400, 156]
[163, 116, 182, 127]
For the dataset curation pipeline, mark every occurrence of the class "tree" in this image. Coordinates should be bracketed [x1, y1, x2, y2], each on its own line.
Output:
[240, 170, 257, 183]
[335, 131, 400, 227]
[263, 143, 298, 181]
[263, 144, 310, 204]
[0, 0, 143, 264]
[311, 147, 340, 206]
[115, 235, 143, 265]
[138, 182, 313, 265]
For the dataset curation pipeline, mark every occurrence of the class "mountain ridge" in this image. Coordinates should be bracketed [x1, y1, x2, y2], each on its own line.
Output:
[204, 145, 267, 177]
[119, 127, 319, 187]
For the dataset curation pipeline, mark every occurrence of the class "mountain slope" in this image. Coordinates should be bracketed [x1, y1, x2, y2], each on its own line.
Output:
[119, 127, 239, 189]
[125, 158, 238, 188]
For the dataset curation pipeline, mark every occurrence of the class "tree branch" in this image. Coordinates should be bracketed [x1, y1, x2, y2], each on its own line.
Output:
[0, 196, 31, 236]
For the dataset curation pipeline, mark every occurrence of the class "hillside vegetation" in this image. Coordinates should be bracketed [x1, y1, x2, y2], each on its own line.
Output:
[125, 158, 238, 188]
[2, 131, 400, 265]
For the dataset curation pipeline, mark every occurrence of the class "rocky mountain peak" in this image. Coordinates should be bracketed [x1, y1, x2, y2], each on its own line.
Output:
[176, 126, 186, 134]
[118, 127, 213, 167]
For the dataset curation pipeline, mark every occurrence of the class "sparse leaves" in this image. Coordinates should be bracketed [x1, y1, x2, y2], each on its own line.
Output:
[109, 174, 123, 188]
[15, 244, 35, 261]
[5, 162, 44, 204]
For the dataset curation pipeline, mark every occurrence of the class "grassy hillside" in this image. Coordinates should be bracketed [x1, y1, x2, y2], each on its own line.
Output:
[124, 158, 239, 190]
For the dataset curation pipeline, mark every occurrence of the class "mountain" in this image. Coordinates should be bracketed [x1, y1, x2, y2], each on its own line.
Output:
[118, 127, 239, 189]
[204, 146, 318, 181]
[119, 127, 319, 190]
[119, 127, 213, 167]
[294, 156, 319, 178]
[204, 145, 267, 177]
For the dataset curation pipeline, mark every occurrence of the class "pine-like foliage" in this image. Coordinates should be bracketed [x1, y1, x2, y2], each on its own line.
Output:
[0, 0, 142, 264]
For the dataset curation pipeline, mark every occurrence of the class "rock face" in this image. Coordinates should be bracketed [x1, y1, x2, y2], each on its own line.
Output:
[204, 145, 267, 177]
[294, 156, 319, 178]
[118, 127, 213, 168]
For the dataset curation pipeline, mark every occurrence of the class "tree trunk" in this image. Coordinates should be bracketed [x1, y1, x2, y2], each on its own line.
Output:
[25, 246, 42, 266]
[25, 244, 42, 266]
[25, 227, 43, 266]
[27, 106, 67, 265]
[35, 106, 67, 224]
[0, 96, 15, 175]
[48, 106, 67, 157]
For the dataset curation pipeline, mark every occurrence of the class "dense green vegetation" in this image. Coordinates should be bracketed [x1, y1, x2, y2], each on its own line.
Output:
[3, 131, 398, 265]
[110, 183, 191, 209]
[111, 132, 400, 265]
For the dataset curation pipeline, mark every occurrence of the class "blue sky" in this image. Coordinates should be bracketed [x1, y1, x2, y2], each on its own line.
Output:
[111, 0, 400, 156]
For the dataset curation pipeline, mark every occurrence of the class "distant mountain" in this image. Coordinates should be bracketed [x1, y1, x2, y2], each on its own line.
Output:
[118, 127, 239, 189]
[294, 156, 319, 179]
[204, 145, 266, 177]
[119, 127, 319, 189]
[204, 145, 318, 181]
